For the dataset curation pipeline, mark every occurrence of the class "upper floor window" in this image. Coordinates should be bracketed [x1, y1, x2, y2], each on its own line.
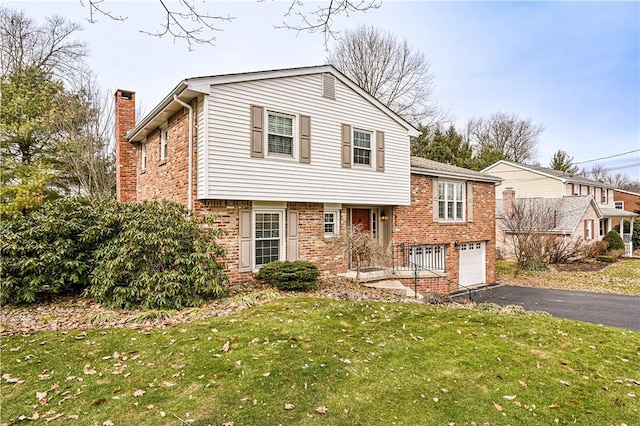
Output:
[615, 201, 624, 210]
[584, 219, 594, 240]
[353, 129, 372, 166]
[160, 128, 168, 160]
[267, 112, 294, 156]
[601, 188, 608, 204]
[141, 143, 147, 170]
[438, 181, 464, 221]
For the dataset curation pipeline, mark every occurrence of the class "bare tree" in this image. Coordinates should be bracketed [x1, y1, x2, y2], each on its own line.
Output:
[581, 164, 609, 182]
[82, 0, 379, 50]
[501, 198, 583, 270]
[327, 24, 438, 126]
[330, 224, 391, 284]
[0, 7, 88, 83]
[57, 76, 115, 201]
[465, 112, 543, 163]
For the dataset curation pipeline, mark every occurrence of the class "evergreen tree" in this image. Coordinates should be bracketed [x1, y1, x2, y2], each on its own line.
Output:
[411, 125, 473, 168]
[549, 149, 578, 174]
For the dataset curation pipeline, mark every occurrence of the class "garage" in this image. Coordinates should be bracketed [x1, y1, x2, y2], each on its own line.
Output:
[459, 241, 486, 287]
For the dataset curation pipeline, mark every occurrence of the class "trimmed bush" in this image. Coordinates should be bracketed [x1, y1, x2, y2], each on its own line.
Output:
[87, 201, 228, 310]
[257, 260, 320, 291]
[1, 197, 108, 304]
[597, 255, 615, 263]
[602, 230, 625, 251]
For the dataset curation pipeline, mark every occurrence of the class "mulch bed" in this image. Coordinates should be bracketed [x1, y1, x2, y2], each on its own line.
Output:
[0, 276, 440, 336]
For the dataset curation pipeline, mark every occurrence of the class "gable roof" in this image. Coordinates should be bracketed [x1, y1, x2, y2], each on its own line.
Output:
[410, 157, 502, 183]
[482, 160, 614, 188]
[126, 65, 420, 142]
[496, 195, 601, 234]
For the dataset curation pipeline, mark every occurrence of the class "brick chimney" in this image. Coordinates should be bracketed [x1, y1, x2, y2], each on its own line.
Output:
[502, 187, 516, 217]
[115, 90, 137, 202]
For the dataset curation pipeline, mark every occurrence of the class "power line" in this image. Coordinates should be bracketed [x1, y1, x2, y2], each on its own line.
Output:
[574, 149, 640, 165]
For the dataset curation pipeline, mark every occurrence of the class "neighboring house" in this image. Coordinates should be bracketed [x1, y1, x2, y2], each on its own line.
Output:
[483, 160, 637, 255]
[114, 65, 500, 294]
[613, 188, 640, 227]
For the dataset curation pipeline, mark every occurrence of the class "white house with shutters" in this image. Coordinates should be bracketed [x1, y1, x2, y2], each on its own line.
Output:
[115, 65, 501, 292]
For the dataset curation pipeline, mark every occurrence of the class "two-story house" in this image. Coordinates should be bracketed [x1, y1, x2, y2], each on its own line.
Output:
[115, 65, 501, 294]
[483, 160, 637, 255]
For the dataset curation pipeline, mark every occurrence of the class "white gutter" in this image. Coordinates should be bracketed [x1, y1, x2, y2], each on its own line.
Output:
[173, 94, 194, 211]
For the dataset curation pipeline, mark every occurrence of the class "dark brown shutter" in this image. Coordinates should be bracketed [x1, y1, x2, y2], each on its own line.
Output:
[376, 131, 385, 172]
[287, 210, 299, 261]
[466, 181, 474, 222]
[583, 220, 588, 240]
[341, 124, 351, 168]
[250, 105, 264, 158]
[239, 209, 252, 271]
[433, 178, 439, 221]
[300, 115, 311, 163]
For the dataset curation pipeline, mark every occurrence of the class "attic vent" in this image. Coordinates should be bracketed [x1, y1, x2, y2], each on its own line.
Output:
[322, 74, 336, 100]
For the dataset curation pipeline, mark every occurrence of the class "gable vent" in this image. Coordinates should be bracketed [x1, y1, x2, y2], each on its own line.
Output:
[322, 73, 336, 100]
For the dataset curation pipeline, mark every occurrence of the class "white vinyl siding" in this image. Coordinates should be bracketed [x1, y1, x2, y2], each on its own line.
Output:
[487, 163, 564, 199]
[197, 95, 208, 198]
[199, 74, 410, 205]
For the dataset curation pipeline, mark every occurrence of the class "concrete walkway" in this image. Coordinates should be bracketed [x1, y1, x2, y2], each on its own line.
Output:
[454, 285, 640, 331]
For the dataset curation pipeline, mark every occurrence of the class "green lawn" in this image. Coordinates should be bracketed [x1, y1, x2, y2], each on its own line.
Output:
[2, 298, 639, 425]
[498, 258, 640, 296]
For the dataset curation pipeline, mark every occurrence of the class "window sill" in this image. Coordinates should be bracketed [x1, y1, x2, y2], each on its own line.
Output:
[158, 160, 167, 166]
[140, 169, 147, 175]
[434, 219, 466, 225]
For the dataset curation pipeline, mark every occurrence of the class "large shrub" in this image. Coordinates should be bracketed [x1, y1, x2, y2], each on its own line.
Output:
[257, 260, 320, 291]
[86, 201, 228, 309]
[614, 221, 640, 249]
[602, 229, 625, 251]
[1, 198, 108, 303]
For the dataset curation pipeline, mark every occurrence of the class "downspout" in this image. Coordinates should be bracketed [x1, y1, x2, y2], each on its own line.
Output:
[173, 94, 193, 211]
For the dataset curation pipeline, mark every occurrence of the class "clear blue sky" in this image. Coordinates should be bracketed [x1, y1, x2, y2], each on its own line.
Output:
[11, 1, 640, 179]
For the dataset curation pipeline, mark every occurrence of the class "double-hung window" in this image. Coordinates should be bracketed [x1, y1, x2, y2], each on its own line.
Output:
[254, 212, 282, 267]
[160, 128, 168, 160]
[324, 210, 339, 237]
[141, 143, 147, 170]
[438, 181, 464, 221]
[615, 201, 624, 210]
[267, 112, 294, 156]
[353, 129, 372, 166]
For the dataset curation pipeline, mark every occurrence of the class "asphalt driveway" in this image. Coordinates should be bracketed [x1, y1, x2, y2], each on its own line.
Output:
[454, 285, 640, 331]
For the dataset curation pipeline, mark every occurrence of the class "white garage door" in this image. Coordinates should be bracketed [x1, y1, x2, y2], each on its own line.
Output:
[459, 242, 486, 287]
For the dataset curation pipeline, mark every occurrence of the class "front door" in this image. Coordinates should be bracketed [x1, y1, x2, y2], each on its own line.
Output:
[351, 209, 371, 232]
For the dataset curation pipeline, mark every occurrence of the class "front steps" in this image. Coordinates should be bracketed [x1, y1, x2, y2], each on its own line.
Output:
[340, 268, 431, 299]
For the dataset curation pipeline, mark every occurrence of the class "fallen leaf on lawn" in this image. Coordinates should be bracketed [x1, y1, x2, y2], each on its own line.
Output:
[133, 389, 146, 397]
[315, 406, 328, 414]
[103, 421, 114, 426]
[112, 387, 121, 393]
[170, 364, 185, 370]
[548, 403, 560, 408]
[222, 422, 233, 426]
[83, 364, 96, 375]
[559, 380, 570, 386]
[222, 341, 230, 352]
[45, 413, 64, 422]
[493, 402, 504, 412]
[262, 372, 271, 377]
[433, 397, 439, 402]
[147, 404, 155, 410]
[159, 411, 166, 417]
[512, 400, 522, 407]
[36, 391, 48, 400]
[441, 388, 449, 393]
[162, 381, 176, 387]
[92, 399, 106, 406]
[284, 403, 295, 410]
[503, 395, 516, 400]
[626, 378, 640, 385]
[2, 373, 25, 384]
[67, 415, 78, 419]
[519, 380, 528, 388]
